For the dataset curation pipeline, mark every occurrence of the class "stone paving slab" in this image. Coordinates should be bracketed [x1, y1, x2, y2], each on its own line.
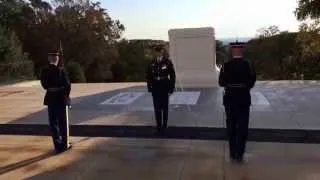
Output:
[1, 135, 320, 180]
[1, 81, 320, 130]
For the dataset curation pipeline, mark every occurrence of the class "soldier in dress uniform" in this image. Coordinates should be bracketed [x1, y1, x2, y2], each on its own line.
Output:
[147, 45, 176, 133]
[219, 41, 256, 163]
[40, 51, 72, 153]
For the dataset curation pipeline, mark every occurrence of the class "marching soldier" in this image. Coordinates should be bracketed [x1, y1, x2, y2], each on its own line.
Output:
[219, 41, 256, 163]
[40, 51, 72, 153]
[147, 45, 176, 133]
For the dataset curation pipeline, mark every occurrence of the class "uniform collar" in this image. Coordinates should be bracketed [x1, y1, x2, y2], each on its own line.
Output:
[157, 56, 163, 62]
[48, 64, 59, 69]
[232, 57, 243, 61]
[49, 63, 58, 66]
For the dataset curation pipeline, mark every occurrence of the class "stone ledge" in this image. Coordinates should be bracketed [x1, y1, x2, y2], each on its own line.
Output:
[1, 124, 320, 144]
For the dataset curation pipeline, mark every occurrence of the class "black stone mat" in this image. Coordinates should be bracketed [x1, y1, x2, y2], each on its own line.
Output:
[1, 124, 320, 144]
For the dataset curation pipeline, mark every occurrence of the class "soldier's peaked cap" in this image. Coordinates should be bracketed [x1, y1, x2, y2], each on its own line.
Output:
[229, 41, 246, 48]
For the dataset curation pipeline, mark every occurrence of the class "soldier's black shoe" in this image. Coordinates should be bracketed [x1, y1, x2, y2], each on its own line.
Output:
[67, 143, 72, 150]
[162, 124, 168, 130]
[54, 143, 72, 154]
[229, 152, 237, 159]
[154, 127, 162, 135]
[230, 156, 237, 161]
[232, 155, 244, 164]
[163, 118, 168, 128]
[54, 148, 64, 154]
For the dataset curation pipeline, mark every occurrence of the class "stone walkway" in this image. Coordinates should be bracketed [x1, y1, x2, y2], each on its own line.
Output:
[1, 81, 320, 130]
[1, 135, 320, 180]
[1, 81, 320, 179]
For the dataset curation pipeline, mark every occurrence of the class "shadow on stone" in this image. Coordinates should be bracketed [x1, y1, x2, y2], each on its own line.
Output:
[0, 151, 54, 175]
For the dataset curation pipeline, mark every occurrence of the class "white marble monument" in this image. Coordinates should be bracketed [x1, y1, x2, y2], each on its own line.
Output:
[168, 27, 219, 88]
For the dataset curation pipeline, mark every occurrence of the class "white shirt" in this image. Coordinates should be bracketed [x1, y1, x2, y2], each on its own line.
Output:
[157, 56, 163, 62]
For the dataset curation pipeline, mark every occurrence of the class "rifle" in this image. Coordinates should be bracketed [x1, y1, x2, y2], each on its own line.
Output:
[58, 40, 71, 108]
[58, 40, 64, 69]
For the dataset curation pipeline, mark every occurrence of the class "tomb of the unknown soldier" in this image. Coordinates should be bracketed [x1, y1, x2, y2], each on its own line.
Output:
[168, 27, 219, 87]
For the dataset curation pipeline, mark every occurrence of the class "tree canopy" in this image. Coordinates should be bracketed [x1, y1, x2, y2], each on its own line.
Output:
[295, 0, 320, 20]
[0, 0, 125, 82]
[1, 0, 320, 82]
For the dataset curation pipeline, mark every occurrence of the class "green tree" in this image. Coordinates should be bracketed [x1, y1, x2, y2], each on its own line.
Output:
[256, 25, 280, 38]
[0, 0, 127, 82]
[113, 40, 152, 82]
[66, 61, 86, 83]
[295, 0, 320, 20]
[52, 0, 124, 82]
[216, 40, 227, 65]
[296, 21, 320, 79]
[4, 0, 125, 82]
[295, 0, 320, 79]
[0, 27, 34, 81]
[0, 0, 35, 81]
[245, 32, 298, 80]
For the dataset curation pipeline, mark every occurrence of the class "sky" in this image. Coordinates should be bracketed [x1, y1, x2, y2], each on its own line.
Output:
[100, 0, 300, 40]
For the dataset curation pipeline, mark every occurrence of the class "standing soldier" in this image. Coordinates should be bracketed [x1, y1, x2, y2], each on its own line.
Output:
[40, 51, 72, 153]
[147, 45, 176, 133]
[219, 41, 256, 163]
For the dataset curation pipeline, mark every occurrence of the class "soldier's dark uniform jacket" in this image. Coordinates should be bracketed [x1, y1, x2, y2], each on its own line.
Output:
[40, 64, 71, 106]
[147, 56, 176, 132]
[147, 57, 175, 93]
[40, 63, 71, 153]
[219, 57, 256, 162]
[219, 58, 256, 106]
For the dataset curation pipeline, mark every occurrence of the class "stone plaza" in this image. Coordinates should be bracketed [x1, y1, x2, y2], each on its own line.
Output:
[1, 27, 320, 179]
[1, 81, 320, 179]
